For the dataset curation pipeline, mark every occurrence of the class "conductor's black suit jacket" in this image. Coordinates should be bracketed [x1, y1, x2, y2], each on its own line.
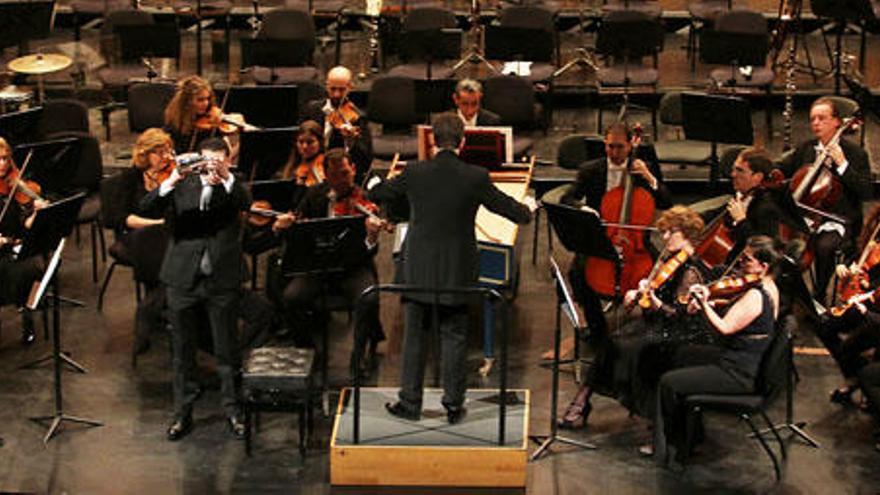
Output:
[369, 149, 532, 305]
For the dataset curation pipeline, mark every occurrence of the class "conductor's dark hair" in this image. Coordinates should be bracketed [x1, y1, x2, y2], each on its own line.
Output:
[432, 113, 464, 150]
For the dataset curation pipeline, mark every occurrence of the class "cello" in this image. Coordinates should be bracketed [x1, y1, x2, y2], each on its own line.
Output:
[584, 132, 656, 298]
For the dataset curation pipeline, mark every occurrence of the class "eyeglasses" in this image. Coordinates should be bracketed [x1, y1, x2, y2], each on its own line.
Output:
[148, 147, 172, 156]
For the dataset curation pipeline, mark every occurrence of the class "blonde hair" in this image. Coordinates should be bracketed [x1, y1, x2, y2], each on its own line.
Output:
[164, 75, 215, 137]
[132, 128, 174, 170]
[655, 205, 705, 242]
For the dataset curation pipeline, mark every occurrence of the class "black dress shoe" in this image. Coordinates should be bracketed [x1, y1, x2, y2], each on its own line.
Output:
[166, 414, 193, 441]
[227, 414, 246, 440]
[385, 401, 420, 421]
[446, 406, 467, 425]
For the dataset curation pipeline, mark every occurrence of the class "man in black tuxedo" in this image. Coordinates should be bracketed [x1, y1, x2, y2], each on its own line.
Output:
[452, 78, 501, 127]
[560, 122, 671, 339]
[778, 96, 872, 303]
[140, 138, 250, 441]
[369, 114, 534, 423]
[300, 66, 372, 180]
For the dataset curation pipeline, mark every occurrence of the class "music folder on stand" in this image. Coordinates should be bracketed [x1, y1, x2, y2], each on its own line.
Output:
[530, 202, 621, 460]
[21, 193, 103, 443]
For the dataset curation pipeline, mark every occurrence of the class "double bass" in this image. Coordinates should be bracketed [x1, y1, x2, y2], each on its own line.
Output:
[584, 134, 656, 298]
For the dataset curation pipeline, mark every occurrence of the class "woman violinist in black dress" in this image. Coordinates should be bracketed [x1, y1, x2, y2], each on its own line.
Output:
[652, 235, 780, 461]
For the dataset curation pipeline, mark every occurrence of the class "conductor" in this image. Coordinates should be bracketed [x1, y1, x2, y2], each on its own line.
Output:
[369, 114, 535, 423]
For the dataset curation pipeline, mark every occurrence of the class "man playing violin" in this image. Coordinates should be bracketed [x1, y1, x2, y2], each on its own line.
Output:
[0, 136, 47, 345]
[140, 137, 250, 442]
[778, 97, 871, 304]
[269, 148, 387, 376]
[300, 66, 373, 182]
[557, 123, 671, 360]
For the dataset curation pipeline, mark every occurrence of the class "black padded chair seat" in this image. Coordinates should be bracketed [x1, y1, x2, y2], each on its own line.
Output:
[686, 393, 763, 413]
[709, 67, 775, 87]
[108, 239, 135, 267]
[513, 135, 535, 158]
[252, 66, 320, 85]
[688, 1, 730, 21]
[97, 65, 156, 88]
[387, 63, 455, 80]
[598, 64, 658, 86]
[172, 0, 233, 16]
[654, 140, 713, 164]
[71, 0, 131, 13]
[77, 192, 101, 223]
[602, 1, 662, 18]
[372, 133, 419, 160]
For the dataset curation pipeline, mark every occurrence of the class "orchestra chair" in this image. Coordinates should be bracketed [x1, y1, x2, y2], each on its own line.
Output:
[482, 74, 545, 157]
[71, 0, 135, 43]
[601, 0, 662, 18]
[284, 0, 351, 67]
[594, 10, 664, 138]
[68, 134, 108, 285]
[387, 7, 458, 80]
[171, 0, 233, 69]
[367, 75, 422, 160]
[681, 315, 794, 481]
[38, 99, 90, 141]
[652, 92, 714, 172]
[491, 5, 558, 83]
[686, 0, 733, 72]
[97, 172, 142, 312]
[704, 9, 774, 139]
[717, 144, 746, 178]
[249, 9, 319, 85]
[824, 95, 865, 146]
[126, 83, 177, 134]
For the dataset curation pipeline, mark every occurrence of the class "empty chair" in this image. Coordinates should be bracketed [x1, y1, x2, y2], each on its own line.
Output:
[602, 0, 662, 17]
[687, 0, 733, 71]
[487, 5, 557, 82]
[127, 83, 177, 134]
[367, 76, 422, 160]
[652, 92, 714, 170]
[39, 99, 90, 141]
[481, 75, 544, 157]
[247, 8, 319, 85]
[388, 7, 459, 80]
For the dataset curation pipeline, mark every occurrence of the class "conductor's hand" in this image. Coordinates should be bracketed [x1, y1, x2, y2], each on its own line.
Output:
[630, 159, 658, 189]
[522, 195, 538, 213]
[272, 212, 297, 232]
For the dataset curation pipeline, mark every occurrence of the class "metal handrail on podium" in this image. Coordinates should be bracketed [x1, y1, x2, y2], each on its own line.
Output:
[351, 284, 509, 446]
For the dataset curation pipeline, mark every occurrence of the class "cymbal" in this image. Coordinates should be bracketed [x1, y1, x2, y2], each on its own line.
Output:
[0, 85, 30, 99]
[7, 53, 72, 75]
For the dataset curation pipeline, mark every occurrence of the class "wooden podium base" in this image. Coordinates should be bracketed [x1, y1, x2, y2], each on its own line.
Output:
[330, 387, 530, 488]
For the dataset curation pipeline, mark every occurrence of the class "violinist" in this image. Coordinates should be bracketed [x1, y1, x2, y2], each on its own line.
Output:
[104, 128, 171, 361]
[653, 235, 780, 462]
[558, 123, 671, 356]
[279, 120, 325, 188]
[778, 97, 872, 304]
[558, 206, 713, 429]
[0, 136, 46, 345]
[268, 148, 386, 375]
[300, 66, 372, 182]
[814, 205, 880, 408]
[164, 75, 251, 156]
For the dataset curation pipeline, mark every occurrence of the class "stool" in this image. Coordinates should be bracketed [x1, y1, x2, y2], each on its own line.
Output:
[242, 347, 315, 457]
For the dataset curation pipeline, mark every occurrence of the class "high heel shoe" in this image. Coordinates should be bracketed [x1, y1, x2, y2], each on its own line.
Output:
[830, 386, 857, 406]
[557, 401, 591, 429]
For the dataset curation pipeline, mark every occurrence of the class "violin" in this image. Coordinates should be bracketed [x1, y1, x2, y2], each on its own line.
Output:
[629, 249, 689, 310]
[247, 199, 285, 227]
[830, 286, 880, 318]
[293, 155, 325, 187]
[330, 186, 378, 217]
[326, 100, 360, 134]
[194, 106, 252, 135]
[584, 125, 656, 298]
[0, 166, 42, 207]
[690, 273, 763, 307]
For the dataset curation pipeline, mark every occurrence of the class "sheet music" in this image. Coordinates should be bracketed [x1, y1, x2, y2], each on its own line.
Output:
[550, 256, 583, 330]
[27, 238, 64, 310]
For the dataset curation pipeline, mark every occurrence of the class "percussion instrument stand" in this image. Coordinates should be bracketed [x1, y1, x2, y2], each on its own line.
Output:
[451, 0, 496, 74]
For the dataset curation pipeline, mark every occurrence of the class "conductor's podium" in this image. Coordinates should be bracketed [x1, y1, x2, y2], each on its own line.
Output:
[330, 388, 530, 487]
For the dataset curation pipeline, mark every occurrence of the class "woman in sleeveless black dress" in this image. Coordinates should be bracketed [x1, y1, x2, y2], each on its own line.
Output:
[652, 235, 780, 462]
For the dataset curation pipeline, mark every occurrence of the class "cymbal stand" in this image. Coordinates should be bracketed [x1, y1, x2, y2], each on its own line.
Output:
[451, 0, 496, 74]
[247, 0, 262, 34]
[553, 4, 601, 79]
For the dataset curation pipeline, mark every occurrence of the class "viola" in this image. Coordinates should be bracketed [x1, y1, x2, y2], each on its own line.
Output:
[584, 129, 656, 298]
[633, 249, 689, 310]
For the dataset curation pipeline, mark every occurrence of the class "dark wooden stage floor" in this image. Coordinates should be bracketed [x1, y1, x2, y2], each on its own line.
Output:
[1, 11, 880, 494]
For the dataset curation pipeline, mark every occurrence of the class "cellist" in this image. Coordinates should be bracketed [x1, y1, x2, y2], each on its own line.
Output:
[778, 97, 871, 304]
[559, 122, 671, 351]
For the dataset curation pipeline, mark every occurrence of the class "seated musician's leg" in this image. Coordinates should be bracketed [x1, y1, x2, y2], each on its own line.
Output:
[340, 264, 383, 373]
[281, 274, 322, 348]
[813, 230, 843, 305]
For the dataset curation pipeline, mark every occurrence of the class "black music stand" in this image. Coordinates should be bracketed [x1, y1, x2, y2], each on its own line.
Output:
[22, 193, 103, 443]
[12, 137, 82, 197]
[224, 86, 299, 129]
[811, 0, 877, 94]
[0, 107, 43, 147]
[485, 25, 555, 65]
[237, 127, 298, 180]
[681, 92, 753, 189]
[400, 28, 462, 80]
[530, 203, 619, 460]
[250, 179, 303, 215]
[240, 38, 314, 84]
[282, 215, 369, 410]
[700, 29, 769, 88]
